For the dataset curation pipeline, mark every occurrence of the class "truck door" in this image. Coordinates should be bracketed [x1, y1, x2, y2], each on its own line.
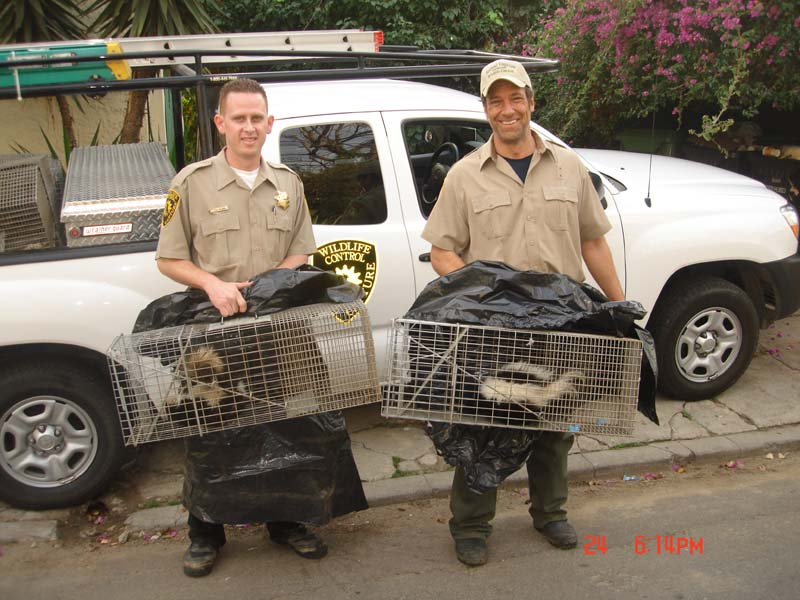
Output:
[264, 112, 416, 373]
[382, 112, 626, 296]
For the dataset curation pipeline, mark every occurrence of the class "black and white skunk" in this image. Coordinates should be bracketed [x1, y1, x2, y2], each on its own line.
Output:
[479, 361, 585, 410]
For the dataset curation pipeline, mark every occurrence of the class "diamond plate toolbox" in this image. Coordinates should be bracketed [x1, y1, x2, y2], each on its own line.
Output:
[61, 143, 175, 247]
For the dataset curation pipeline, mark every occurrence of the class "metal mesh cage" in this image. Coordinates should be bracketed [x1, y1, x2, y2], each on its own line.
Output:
[108, 301, 379, 445]
[382, 319, 643, 436]
[0, 154, 58, 252]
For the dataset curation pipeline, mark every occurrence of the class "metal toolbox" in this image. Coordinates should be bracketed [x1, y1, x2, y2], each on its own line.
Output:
[61, 143, 175, 247]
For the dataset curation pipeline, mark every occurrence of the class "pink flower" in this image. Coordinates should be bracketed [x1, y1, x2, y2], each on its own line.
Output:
[722, 16, 740, 30]
[642, 90, 650, 97]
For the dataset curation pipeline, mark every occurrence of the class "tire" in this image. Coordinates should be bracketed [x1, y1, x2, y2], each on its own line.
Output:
[0, 361, 125, 509]
[649, 277, 759, 401]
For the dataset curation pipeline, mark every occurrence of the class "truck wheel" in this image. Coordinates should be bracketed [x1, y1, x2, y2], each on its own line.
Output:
[0, 362, 124, 509]
[650, 277, 759, 401]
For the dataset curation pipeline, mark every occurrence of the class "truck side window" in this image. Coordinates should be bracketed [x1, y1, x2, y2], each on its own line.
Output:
[402, 120, 491, 218]
[279, 122, 387, 225]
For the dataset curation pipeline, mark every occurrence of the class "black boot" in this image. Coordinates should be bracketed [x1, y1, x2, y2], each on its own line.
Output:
[183, 540, 219, 577]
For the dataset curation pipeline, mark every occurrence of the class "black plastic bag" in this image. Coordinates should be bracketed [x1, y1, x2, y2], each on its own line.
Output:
[134, 266, 368, 524]
[406, 261, 658, 494]
[134, 265, 362, 332]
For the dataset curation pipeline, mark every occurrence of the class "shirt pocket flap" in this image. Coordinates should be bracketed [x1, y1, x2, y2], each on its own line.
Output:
[471, 193, 512, 213]
[542, 185, 579, 203]
[200, 213, 240, 236]
[267, 208, 293, 231]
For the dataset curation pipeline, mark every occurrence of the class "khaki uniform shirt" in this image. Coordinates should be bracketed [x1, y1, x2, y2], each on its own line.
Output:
[422, 132, 611, 282]
[156, 150, 316, 282]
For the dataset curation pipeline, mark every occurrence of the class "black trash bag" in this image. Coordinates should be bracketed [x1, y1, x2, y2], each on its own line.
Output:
[405, 261, 658, 494]
[426, 421, 539, 493]
[134, 266, 368, 525]
[134, 265, 362, 332]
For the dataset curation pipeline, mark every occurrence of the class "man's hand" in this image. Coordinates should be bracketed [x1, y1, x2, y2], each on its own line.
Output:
[157, 257, 253, 317]
[204, 278, 252, 317]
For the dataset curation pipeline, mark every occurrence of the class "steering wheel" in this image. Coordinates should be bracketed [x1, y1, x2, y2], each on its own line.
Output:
[422, 142, 461, 205]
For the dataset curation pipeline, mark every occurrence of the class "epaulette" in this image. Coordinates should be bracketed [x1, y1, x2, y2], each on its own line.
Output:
[266, 160, 300, 179]
[172, 156, 215, 185]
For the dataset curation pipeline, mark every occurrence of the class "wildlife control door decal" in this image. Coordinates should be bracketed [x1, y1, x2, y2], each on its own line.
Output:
[312, 240, 378, 303]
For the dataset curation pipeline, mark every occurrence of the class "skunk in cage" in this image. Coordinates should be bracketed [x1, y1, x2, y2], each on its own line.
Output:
[109, 301, 379, 445]
[382, 319, 643, 436]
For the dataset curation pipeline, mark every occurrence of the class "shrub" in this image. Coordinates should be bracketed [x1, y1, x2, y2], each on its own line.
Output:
[495, 0, 800, 147]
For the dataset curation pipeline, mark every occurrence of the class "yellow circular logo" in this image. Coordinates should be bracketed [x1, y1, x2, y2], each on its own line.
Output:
[312, 239, 378, 303]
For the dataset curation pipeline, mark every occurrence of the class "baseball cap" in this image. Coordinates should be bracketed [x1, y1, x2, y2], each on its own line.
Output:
[480, 59, 532, 97]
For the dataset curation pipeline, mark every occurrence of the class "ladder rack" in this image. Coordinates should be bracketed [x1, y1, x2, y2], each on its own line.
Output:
[0, 31, 559, 101]
[0, 31, 559, 165]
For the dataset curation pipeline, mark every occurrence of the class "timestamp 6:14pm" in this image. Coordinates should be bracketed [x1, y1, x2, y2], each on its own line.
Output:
[583, 535, 704, 555]
[635, 535, 703, 555]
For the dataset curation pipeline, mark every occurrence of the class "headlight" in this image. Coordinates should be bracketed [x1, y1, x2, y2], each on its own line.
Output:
[781, 204, 799, 240]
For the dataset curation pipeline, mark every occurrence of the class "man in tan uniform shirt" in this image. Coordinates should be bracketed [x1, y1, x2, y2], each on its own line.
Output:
[156, 78, 323, 577]
[422, 59, 624, 567]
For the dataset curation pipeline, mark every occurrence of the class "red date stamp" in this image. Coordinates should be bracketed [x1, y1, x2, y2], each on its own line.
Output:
[583, 535, 704, 555]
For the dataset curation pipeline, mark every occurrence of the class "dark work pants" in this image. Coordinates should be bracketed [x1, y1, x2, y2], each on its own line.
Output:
[188, 513, 302, 548]
[448, 431, 573, 541]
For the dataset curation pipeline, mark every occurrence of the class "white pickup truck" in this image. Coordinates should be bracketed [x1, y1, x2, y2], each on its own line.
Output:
[1, 40, 798, 510]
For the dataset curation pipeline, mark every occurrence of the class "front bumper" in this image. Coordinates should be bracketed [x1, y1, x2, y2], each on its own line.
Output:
[763, 249, 800, 320]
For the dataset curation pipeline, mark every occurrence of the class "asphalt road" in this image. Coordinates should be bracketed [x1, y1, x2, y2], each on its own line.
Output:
[1, 454, 798, 600]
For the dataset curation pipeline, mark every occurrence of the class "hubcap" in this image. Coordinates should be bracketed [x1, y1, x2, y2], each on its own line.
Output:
[1, 396, 98, 488]
[675, 307, 743, 384]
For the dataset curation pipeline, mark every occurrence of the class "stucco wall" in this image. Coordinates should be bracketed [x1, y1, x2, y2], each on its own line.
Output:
[0, 90, 167, 170]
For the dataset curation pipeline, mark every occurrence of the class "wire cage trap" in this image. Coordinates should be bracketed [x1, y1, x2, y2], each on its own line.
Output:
[382, 319, 643, 436]
[109, 301, 379, 445]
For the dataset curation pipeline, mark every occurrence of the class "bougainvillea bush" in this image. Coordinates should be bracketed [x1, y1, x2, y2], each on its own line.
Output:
[496, 0, 799, 147]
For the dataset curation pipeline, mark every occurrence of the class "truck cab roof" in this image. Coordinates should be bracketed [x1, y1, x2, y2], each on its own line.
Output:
[262, 79, 484, 120]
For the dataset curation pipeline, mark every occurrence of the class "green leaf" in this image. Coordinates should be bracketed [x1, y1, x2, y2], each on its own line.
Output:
[90, 122, 102, 146]
[38, 126, 59, 161]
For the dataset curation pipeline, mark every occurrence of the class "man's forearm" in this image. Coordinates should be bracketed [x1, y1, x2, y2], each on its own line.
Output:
[581, 237, 624, 301]
[430, 246, 466, 276]
[157, 257, 217, 291]
[276, 254, 309, 269]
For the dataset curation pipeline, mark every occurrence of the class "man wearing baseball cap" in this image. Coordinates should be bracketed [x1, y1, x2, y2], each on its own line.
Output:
[422, 58, 624, 566]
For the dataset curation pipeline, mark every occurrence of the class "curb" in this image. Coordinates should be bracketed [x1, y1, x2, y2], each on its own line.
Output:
[2, 424, 799, 543]
[362, 423, 800, 506]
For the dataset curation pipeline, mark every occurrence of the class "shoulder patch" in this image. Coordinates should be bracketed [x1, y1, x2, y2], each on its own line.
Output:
[161, 189, 181, 227]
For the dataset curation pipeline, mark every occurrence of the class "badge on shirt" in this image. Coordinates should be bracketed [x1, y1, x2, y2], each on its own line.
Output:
[161, 189, 180, 227]
[274, 191, 290, 210]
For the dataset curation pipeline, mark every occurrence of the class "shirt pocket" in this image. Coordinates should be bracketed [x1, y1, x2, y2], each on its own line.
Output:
[266, 206, 293, 232]
[470, 193, 512, 239]
[542, 184, 579, 231]
[199, 213, 241, 264]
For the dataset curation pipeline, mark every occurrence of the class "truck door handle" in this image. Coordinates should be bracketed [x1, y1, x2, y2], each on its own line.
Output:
[418, 252, 431, 262]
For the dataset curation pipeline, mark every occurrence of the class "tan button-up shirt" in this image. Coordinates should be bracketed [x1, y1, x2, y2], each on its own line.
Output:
[422, 132, 611, 282]
[156, 150, 316, 282]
